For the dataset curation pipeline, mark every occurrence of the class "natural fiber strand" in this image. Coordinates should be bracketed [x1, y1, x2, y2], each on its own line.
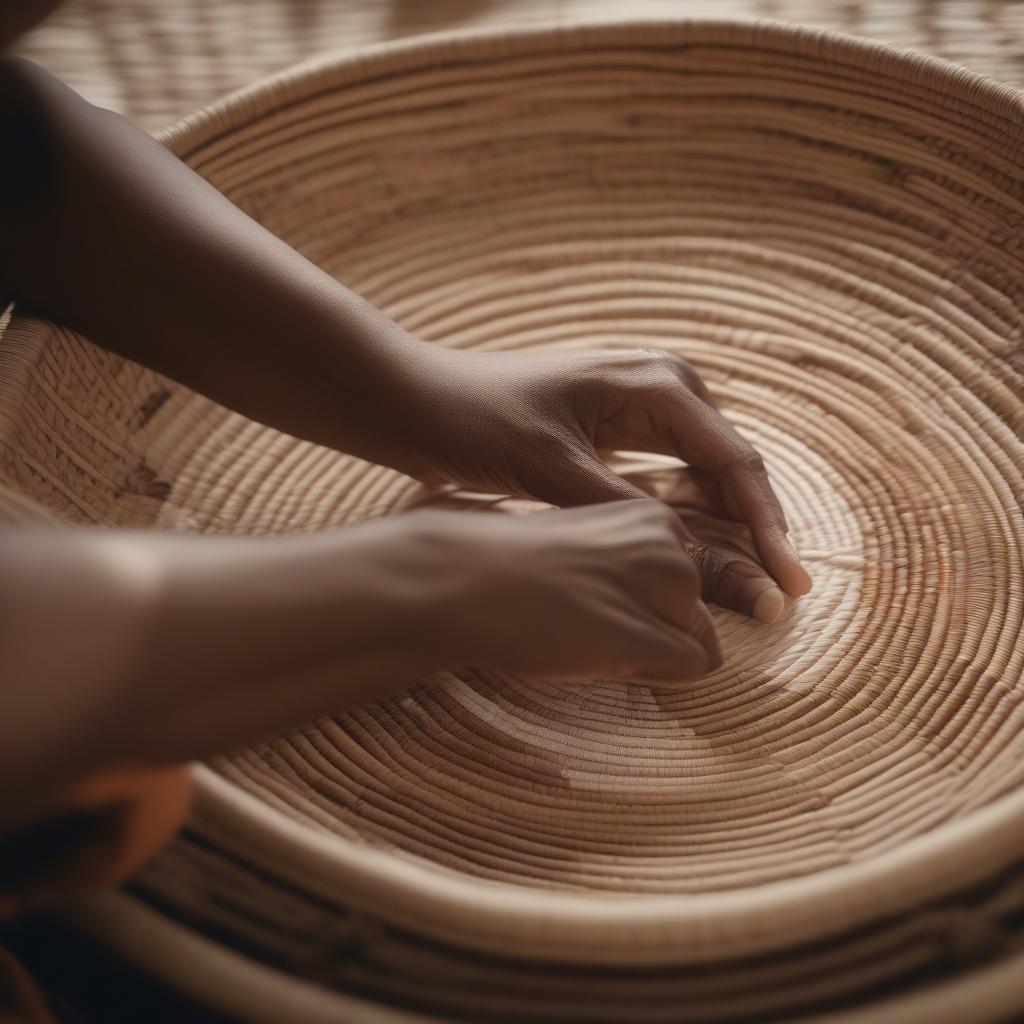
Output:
[2, 16, 1022, 1024]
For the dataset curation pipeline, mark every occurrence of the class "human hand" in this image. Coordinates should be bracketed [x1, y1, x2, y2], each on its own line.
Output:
[397, 347, 812, 622]
[0, 60, 796, 629]
[407, 500, 720, 683]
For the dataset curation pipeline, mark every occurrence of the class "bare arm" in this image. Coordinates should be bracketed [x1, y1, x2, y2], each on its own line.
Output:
[0, 501, 718, 831]
[0, 56, 434, 470]
[0, 54, 802, 827]
[0, 520, 439, 830]
[0, 57, 809, 616]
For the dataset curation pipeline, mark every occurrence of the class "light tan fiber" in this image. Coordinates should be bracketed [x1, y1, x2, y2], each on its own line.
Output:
[19, 0, 1024, 134]
[2, 17, 1023, 1024]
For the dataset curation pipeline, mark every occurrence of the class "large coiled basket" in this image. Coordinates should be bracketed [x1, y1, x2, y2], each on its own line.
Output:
[1, 19, 1023, 1024]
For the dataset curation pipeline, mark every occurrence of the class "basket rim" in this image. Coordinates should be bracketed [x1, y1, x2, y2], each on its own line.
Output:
[156, 16, 1024, 159]
[73, 888, 1024, 1024]
[128, 17, 1024, 965]
[194, 765, 1024, 964]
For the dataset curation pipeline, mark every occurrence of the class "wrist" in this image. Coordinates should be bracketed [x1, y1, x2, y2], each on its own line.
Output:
[325, 336, 463, 479]
[293, 297, 447, 470]
[378, 510, 511, 669]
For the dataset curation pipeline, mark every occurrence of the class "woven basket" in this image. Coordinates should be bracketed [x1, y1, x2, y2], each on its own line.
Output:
[19, 0, 1024, 134]
[3, 18, 1023, 1023]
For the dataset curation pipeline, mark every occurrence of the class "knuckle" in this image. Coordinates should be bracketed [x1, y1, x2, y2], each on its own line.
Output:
[646, 349, 697, 386]
[685, 539, 715, 569]
[597, 348, 650, 381]
[685, 541, 721, 592]
[616, 346, 664, 364]
[724, 446, 766, 476]
[607, 349, 684, 395]
[675, 548, 708, 589]
[656, 348, 697, 381]
[676, 360, 703, 391]
[645, 348, 683, 371]
[603, 349, 703, 403]
[644, 351, 687, 390]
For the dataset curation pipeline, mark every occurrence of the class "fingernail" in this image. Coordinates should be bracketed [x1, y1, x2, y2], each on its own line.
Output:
[738, 572, 783, 622]
[752, 586, 786, 624]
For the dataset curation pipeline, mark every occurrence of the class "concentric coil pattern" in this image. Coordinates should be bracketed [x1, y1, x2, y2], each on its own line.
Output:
[1, 20, 1023, 1023]
[177, 25, 1024, 892]
[21, 0, 1024, 133]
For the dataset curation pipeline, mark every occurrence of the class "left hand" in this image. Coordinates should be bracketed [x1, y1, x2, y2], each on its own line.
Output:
[397, 346, 812, 622]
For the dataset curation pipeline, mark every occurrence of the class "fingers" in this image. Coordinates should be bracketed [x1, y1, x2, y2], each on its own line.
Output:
[581, 348, 810, 597]
[714, 452, 811, 597]
[528, 463, 725, 673]
[685, 597, 723, 667]
[632, 625, 715, 683]
[623, 591, 723, 682]
[649, 375, 812, 598]
[657, 510, 786, 622]
[638, 553, 720, 664]
[537, 449, 789, 623]
[685, 539, 786, 623]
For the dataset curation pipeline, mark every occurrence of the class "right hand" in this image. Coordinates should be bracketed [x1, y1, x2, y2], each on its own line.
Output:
[0, 507, 717, 832]
[410, 500, 722, 683]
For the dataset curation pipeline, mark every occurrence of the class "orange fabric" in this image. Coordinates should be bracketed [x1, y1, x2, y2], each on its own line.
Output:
[0, 766, 191, 919]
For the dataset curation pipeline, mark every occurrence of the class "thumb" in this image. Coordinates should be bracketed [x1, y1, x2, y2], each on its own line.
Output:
[686, 541, 787, 624]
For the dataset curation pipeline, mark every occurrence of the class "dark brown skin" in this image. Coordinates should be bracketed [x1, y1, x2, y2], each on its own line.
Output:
[0, 1, 62, 52]
[0, 31, 812, 831]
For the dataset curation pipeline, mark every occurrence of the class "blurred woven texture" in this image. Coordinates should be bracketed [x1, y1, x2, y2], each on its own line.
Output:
[17, 0, 1024, 132]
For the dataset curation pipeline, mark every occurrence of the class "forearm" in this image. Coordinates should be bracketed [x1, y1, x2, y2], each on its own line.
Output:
[0, 58, 435, 464]
[0, 521, 449, 830]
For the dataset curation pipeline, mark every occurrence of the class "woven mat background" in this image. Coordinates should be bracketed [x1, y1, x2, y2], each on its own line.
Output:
[16, 0, 1024, 133]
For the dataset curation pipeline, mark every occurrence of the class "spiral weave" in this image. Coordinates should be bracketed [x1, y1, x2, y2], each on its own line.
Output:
[2, 18, 1023, 1023]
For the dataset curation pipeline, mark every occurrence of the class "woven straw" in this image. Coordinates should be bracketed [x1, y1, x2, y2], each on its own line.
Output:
[19, 0, 1024, 134]
[3, 17, 1024, 1024]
